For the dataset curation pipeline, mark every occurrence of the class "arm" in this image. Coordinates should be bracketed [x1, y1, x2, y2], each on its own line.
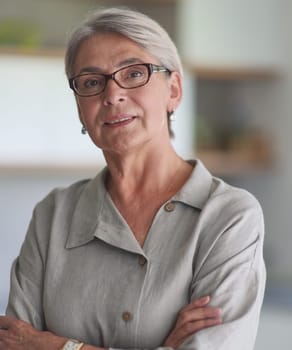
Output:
[0, 316, 66, 350]
[163, 296, 222, 348]
[108, 191, 266, 350]
[177, 192, 266, 350]
[5, 207, 46, 328]
[4, 187, 263, 350]
[3, 197, 220, 350]
[0, 316, 103, 350]
[0, 296, 221, 350]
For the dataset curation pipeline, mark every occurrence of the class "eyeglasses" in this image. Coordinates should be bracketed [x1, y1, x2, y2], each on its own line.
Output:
[69, 63, 171, 97]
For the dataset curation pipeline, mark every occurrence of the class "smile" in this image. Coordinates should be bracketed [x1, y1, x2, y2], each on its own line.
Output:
[107, 117, 133, 124]
[104, 116, 136, 127]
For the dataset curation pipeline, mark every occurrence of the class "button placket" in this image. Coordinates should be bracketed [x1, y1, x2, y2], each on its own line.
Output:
[119, 254, 148, 330]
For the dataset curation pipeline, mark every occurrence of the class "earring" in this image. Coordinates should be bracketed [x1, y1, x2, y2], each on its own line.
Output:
[169, 111, 176, 121]
[81, 125, 87, 134]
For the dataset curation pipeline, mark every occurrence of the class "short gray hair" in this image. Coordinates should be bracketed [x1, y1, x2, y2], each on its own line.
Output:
[65, 7, 183, 79]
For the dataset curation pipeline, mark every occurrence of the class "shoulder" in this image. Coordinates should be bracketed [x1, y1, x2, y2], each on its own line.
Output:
[212, 176, 261, 206]
[34, 177, 92, 215]
[193, 175, 265, 277]
[197, 176, 265, 261]
[25, 178, 93, 245]
[190, 162, 265, 252]
[208, 176, 263, 223]
[182, 160, 262, 222]
[188, 159, 263, 224]
[21, 171, 106, 253]
[31, 168, 106, 227]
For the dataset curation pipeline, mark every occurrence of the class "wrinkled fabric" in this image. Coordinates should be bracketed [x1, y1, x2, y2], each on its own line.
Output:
[6, 160, 266, 350]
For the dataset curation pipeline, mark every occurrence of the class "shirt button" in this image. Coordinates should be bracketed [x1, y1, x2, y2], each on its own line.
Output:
[138, 256, 147, 266]
[122, 311, 133, 322]
[164, 201, 175, 212]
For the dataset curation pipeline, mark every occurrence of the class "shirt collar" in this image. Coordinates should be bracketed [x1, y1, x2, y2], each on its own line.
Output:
[65, 169, 106, 249]
[66, 167, 144, 255]
[173, 159, 214, 210]
[66, 159, 213, 250]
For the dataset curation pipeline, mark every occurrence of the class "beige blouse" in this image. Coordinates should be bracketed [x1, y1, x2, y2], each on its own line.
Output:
[6, 160, 266, 350]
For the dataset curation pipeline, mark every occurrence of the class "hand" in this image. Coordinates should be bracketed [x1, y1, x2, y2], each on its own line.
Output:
[0, 316, 66, 350]
[163, 296, 222, 349]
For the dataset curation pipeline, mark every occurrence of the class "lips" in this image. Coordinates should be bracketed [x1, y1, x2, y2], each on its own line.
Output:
[106, 116, 133, 125]
[104, 115, 136, 126]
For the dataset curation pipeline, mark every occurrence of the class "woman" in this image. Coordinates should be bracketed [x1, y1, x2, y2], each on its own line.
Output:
[0, 7, 265, 350]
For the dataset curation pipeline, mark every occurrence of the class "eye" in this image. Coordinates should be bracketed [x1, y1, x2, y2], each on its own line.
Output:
[83, 76, 104, 89]
[123, 66, 147, 81]
[128, 70, 144, 79]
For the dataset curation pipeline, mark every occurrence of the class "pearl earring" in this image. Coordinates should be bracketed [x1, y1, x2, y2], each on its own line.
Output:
[169, 111, 176, 121]
[81, 125, 87, 134]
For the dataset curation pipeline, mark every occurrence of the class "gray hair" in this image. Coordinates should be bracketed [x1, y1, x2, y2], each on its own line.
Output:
[65, 7, 183, 79]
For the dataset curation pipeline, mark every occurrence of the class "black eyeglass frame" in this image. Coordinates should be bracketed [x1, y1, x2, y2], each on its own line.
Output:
[69, 63, 171, 97]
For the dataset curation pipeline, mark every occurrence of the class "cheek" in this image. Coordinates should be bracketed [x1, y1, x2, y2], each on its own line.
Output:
[142, 82, 170, 110]
[146, 89, 170, 120]
[142, 99, 169, 133]
[77, 98, 100, 121]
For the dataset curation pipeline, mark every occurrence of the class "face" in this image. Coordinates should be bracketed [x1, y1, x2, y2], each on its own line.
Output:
[73, 32, 182, 156]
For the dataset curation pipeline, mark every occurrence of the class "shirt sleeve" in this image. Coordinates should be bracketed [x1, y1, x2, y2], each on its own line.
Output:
[5, 203, 49, 330]
[110, 191, 266, 350]
[180, 190, 266, 350]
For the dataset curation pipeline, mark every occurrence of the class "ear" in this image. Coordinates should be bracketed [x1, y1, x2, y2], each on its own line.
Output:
[167, 71, 183, 113]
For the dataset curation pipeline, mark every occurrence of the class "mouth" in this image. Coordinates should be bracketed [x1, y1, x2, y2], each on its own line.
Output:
[104, 115, 136, 127]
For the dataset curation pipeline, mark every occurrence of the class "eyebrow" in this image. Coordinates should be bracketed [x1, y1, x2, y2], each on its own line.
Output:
[78, 57, 145, 75]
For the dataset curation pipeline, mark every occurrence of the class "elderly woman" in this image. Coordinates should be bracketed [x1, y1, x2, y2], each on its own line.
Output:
[0, 7, 265, 350]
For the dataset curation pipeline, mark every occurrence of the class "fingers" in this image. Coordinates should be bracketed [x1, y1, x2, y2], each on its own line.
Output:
[0, 316, 66, 350]
[0, 316, 28, 335]
[0, 316, 33, 349]
[0, 316, 17, 329]
[176, 296, 221, 328]
[177, 306, 221, 327]
[181, 295, 210, 312]
[0, 328, 23, 343]
[170, 316, 222, 349]
[164, 297, 222, 349]
[0, 322, 24, 349]
[175, 302, 222, 341]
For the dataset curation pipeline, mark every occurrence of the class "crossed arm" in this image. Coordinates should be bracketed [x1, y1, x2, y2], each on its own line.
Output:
[0, 187, 266, 350]
[0, 296, 221, 350]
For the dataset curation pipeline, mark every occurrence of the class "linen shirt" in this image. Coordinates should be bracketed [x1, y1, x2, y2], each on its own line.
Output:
[6, 160, 266, 350]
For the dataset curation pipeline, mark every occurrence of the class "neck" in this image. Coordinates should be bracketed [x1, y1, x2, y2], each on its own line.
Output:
[104, 144, 192, 201]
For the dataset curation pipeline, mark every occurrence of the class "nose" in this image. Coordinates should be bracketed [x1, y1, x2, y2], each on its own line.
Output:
[102, 78, 126, 106]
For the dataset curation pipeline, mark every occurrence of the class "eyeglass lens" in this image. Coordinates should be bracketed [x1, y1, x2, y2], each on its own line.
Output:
[73, 64, 150, 96]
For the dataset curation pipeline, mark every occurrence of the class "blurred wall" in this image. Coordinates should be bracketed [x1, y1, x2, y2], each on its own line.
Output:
[229, 3, 292, 291]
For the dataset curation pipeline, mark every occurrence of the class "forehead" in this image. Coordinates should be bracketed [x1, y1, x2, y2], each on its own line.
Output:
[73, 32, 158, 74]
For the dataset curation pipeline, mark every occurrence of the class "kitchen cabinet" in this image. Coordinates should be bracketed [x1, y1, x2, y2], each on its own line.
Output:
[194, 76, 276, 176]
[177, 0, 284, 76]
[175, 0, 281, 175]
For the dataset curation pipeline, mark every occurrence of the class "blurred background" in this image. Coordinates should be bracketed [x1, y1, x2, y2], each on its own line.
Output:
[0, 0, 291, 347]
